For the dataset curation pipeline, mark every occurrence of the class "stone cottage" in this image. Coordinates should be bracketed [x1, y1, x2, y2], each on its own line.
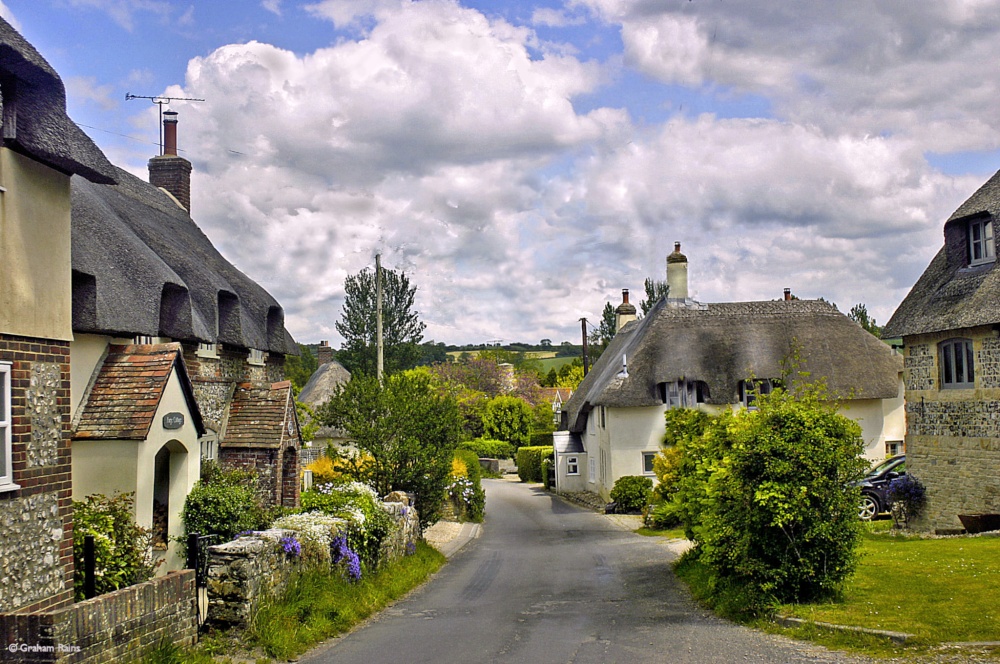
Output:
[0, 17, 119, 613]
[556, 244, 906, 500]
[69, 111, 303, 569]
[884, 169, 1000, 532]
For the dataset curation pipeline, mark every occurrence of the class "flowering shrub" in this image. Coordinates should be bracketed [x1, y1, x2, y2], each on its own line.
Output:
[271, 512, 347, 565]
[446, 472, 485, 523]
[280, 535, 301, 558]
[886, 474, 927, 529]
[331, 535, 363, 581]
[298, 481, 396, 572]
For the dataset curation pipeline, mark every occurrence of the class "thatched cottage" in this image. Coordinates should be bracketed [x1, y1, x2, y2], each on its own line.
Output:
[556, 244, 905, 500]
[884, 169, 1000, 532]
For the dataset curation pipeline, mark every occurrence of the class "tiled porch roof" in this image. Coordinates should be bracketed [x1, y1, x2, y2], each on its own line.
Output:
[221, 380, 295, 449]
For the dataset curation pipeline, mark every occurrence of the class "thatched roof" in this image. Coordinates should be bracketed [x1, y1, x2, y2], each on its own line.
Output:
[70, 167, 297, 354]
[563, 298, 902, 433]
[884, 169, 1000, 338]
[298, 360, 352, 408]
[0, 18, 115, 183]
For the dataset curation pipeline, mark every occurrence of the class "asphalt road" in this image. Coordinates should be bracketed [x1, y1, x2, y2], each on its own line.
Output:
[302, 479, 865, 664]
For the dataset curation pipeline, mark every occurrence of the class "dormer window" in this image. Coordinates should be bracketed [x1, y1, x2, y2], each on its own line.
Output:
[739, 378, 777, 410]
[248, 348, 266, 366]
[659, 379, 708, 408]
[969, 218, 995, 266]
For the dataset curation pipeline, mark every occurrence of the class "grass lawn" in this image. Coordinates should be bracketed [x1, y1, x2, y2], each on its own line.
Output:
[537, 356, 578, 373]
[636, 526, 687, 539]
[778, 527, 1000, 646]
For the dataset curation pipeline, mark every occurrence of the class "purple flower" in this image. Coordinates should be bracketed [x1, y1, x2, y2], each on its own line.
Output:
[405, 541, 416, 556]
[280, 535, 301, 557]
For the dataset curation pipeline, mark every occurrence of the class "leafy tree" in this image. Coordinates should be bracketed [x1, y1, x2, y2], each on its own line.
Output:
[481, 395, 532, 448]
[539, 339, 552, 348]
[542, 367, 558, 387]
[336, 266, 426, 376]
[587, 301, 616, 363]
[556, 364, 584, 389]
[317, 372, 461, 527]
[417, 340, 450, 366]
[284, 344, 318, 393]
[640, 277, 669, 315]
[848, 303, 882, 339]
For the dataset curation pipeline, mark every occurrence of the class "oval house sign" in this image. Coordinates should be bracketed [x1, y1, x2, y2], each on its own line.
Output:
[162, 412, 185, 430]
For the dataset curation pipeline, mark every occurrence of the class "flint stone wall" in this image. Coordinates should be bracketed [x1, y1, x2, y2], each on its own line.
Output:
[206, 496, 420, 627]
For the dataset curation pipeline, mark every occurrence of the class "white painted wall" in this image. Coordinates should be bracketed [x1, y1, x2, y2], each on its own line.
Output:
[70, 334, 112, 414]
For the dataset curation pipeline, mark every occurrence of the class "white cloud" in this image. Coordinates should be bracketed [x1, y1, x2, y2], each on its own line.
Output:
[261, 0, 282, 16]
[64, 0, 171, 31]
[115, 0, 996, 345]
[579, 0, 1000, 153]
[65, 76, 118, 111]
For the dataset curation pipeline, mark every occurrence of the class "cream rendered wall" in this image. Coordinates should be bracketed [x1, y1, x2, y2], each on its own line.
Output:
[72, 440, 140, 501]
[606, 405, 666, 497]
[840, 394, 905, 462]
[0, 148, 73, 340]
[70, 334, 113, 414]
[139, 369, 201, 572]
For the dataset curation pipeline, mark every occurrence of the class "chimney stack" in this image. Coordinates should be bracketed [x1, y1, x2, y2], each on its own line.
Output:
[615, 288, 637, 331]
[148, 110, 192, 213]
[666, 241, 688, 301]
[317, 340, 333, 365]
[783, 288, 792, 301]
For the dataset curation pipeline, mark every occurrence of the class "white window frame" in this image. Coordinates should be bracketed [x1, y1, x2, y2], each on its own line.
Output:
[969, 218, 995, 266]
[642, 452, 657, 476]
[740, 378, 776, 410]
[248, 348, 266, 366]
[196, 342, 219, 359]
[0, 362, 18, 491]
[567, 456, 579, 476]
[588, 453, 596, 483]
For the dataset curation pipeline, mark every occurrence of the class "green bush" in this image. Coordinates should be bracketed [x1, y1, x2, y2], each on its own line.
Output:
[516, 445, 553, 483]
[453, 449, 483, 484]
[73, 492, 160, 600]
[482, 396, 531, 448]
[458, 437, 515, 459]
[182, 464, 269, 547]
[528, 431, 554, 447]
[541, 458, 552, 490]
[610, 476, 653, 513]
[670, 391, 868, 614]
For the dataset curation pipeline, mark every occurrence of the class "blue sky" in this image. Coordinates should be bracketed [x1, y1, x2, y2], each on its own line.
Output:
[5, 0, 1000, 346]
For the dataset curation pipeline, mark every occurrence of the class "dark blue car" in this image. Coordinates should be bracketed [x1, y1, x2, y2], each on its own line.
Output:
[856, 455, 906, 521]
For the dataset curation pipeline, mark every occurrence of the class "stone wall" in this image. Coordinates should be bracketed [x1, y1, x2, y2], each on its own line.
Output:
[0, 334, 74, 613]
[0, 570, 196, 664]
[902, 327, 1000, 532]
[206, 497, 420, 628]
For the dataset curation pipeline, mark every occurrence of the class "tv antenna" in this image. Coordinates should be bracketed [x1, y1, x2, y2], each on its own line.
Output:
[125, 93, 205, 155]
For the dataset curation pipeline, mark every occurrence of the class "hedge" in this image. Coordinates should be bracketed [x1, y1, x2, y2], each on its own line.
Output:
[528, 432, 554, 448]
[453, 448, 482, 484]
[516, 446, 553, 483]
[458, 438, 515, 460]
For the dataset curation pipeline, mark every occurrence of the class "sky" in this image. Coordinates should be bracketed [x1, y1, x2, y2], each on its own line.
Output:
[5, 0, 1000, 347]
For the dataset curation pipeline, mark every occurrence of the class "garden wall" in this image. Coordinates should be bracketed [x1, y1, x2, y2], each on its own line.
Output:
[206, 497, 420, 627]
[0, 570, 196, 664]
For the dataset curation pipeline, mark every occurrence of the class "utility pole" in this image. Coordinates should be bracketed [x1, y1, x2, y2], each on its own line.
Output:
[376, 254, 384, 384]
[580, 318, 589, 376]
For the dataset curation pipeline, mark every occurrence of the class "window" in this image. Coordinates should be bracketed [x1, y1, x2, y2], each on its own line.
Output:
[248, 348, 266, 366]
[0, 362, 17, 491]
[940, 338, 975, 388]
[739, 378, 777, 409]
[588, 453, 596, 483]
[196, 342, 218, 359]
[567, 456, 579, 475]
[969, 218, 995, 265]
[885, 440, 904, 457]
[660, 379, 708, 409]
[600, 406, 606, 429]
[134, 335, 154, 345]
[642, 452, 656, 475]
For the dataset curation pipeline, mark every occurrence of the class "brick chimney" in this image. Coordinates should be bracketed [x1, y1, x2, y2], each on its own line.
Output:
[666, 241, 688, 301]
[317, 340, 333, 365]
[784, 288, 792, 301]
[615, 288, 637, 331]
[148, 110, 192, 213]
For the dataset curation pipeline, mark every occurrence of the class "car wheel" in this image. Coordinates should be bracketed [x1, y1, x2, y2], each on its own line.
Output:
[858, 494, 879, 521]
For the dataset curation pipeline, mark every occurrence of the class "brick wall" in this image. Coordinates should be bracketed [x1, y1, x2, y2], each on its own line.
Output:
[0, 334, 74, 613]
[0, 570, 196, 664]
[902, 327, 1000, 532]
